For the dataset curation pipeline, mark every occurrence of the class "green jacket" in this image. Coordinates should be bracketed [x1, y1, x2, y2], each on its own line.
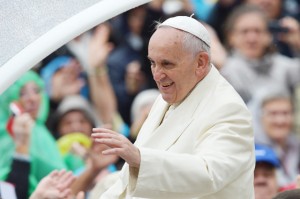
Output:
[0, 70, 66, 196]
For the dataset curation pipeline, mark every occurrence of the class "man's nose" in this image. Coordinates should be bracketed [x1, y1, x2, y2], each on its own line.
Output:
[70, 122, 82, 132]
[26, 91, 40, 102]
[152, 67, 165, 81]
[245, 30, 260, 42]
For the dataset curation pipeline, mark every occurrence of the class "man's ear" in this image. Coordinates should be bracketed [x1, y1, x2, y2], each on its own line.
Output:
[195, 52, 209, 77]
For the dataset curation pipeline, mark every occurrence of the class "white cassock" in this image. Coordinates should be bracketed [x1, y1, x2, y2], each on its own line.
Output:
[100, 65, 255, 199]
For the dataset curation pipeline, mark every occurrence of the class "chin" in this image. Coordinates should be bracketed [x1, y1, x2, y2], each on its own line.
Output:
[30, 112, 38, 120]
[161, 95, 172, 103]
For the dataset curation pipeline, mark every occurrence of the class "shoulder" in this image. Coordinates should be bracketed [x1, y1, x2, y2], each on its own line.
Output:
[272, 53, 297, 65]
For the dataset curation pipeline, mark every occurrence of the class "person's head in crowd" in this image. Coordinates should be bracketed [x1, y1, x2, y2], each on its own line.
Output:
[125, 60, 147, 95]
[40, 56, 87, 103]
[112, 5, 147, 51]
[261, 90, 293, 146]
[54, 95, 121, 173]
[130, 89, 160, 140]
[126, 5, 147, 36]
[148, 16, 211, 104]
[224, 4, 272, 59]
[255, 144, 280, 199]
[250, 85, 293, 146]
[244, 0, 300, 58]
[162, 0, 194, 16]
[245, 0, 283, 20]
[0, 70, 48, 122]
[273, 189, 300, 199]
[54, 95, 97, 137]
[130, 89, 160, 122]
[0, 71, 67, 196]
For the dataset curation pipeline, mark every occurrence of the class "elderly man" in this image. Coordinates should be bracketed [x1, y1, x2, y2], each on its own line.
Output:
[92, 16, 255, 198]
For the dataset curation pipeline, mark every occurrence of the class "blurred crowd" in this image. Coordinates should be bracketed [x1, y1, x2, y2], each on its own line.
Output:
[1, 0, 300, 199]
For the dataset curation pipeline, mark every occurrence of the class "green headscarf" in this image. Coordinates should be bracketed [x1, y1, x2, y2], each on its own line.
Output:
[0, 70, 66, 196]
[0, 70, 48, 122]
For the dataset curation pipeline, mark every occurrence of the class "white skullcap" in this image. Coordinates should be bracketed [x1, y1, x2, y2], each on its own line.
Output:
[158, 16, 211, 47]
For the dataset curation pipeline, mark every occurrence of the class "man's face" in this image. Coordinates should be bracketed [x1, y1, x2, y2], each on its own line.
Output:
[254, 162, 278, 199]
[148, 27, 206, 104]
[58, 110, 93, 137]
[19, 82, 41, 119]
[262, 98, 293, 143]
[229, 12, 271, 59]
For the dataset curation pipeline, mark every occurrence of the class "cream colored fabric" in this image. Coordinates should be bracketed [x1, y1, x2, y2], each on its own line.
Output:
[89, 172, 120, 199]
[100, 66, 255, 199]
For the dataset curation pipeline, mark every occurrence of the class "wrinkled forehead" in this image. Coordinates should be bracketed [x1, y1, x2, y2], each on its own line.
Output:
[150, 27, 185, 47]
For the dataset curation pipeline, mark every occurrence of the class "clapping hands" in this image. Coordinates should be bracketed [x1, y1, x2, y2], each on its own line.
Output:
[30, 170, 84, 199]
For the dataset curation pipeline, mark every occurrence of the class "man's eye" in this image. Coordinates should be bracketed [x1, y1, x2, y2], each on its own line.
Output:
[149, 60, 155, 66]
[162, 62, 174, 69]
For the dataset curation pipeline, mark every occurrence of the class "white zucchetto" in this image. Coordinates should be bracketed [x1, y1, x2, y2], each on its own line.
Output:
[159, 16, 211, 47]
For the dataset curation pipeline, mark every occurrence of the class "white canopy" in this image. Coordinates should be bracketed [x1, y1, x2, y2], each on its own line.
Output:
[0, 0, 151, 94]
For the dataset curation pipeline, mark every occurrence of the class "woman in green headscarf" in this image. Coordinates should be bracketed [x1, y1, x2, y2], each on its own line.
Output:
[0, 70, 66, 198]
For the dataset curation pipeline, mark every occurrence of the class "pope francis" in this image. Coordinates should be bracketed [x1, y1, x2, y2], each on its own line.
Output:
[92, 16, 255, 199]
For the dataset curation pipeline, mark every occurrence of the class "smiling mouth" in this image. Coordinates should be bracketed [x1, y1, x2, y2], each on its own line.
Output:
[26, 106, 39, 113]
[161, 82, 173, 88]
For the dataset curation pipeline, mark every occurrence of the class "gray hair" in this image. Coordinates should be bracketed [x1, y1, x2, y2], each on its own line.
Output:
[247, 84, 293, 145]
[182, 32, 210, 58]
[131, 89, 160, 122]
[259, 86, 291, 108]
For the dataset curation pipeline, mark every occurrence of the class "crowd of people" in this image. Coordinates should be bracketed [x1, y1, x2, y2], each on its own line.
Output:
[1, 0, 300, 198]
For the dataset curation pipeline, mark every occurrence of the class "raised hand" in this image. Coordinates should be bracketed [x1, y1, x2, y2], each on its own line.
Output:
[51, 59, 85, 101]
[12, 113, 35, 154]
[30, 170, 76, 199]
[85, 142, 119, 172]
[279, 17, 300, 52]
[88, 23, 114, 70]
[91, 128, 141, 168]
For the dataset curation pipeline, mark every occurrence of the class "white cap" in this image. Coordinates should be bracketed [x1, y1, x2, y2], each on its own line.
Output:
[159, 16, 210, 47]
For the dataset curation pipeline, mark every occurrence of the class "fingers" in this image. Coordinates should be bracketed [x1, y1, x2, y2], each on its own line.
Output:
[92, 127, 116, 134]
[58, 188, 72, 198]
[94, 23, 111, 44]
[71, 142, 88, 158]
[92, 128, 125, 149]
[58, 171, 76, 190]
[101, 147, 120, 155]
[91, 127, 140, 167]
[92, 129, 125, 155]
[48, 170, 59, 179]
[280, 17, 299, 32]
[62, 79, 85, 96]
[76, 191, 85, 199]
[93, 134, 123, 149]
[53, 170, 75, 192]
[13, 113, 34, 131]
[92, 131, 121, 140]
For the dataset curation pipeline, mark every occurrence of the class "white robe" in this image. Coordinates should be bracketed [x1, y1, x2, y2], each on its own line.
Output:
[100, 66, 255, 199]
